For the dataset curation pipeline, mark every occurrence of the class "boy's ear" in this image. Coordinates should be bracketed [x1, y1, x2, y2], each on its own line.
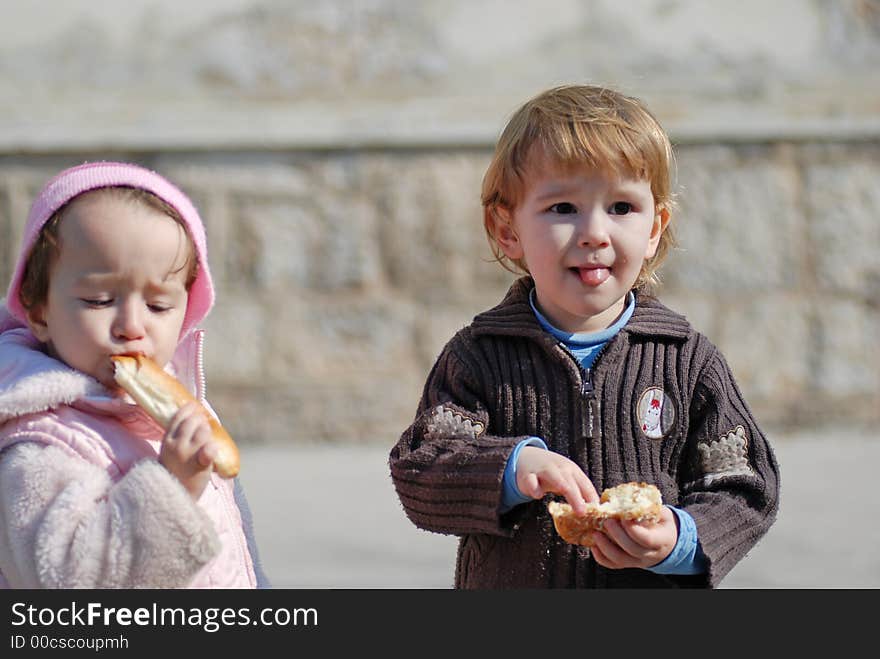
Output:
[25, 305, 51, 343]
[645, 206, 671, 257]
[487, 206, 524, 260]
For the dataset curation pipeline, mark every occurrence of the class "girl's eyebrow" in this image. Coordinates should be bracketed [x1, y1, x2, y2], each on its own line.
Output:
[73, 272, 117, 286]
[73, 272, 185, 292]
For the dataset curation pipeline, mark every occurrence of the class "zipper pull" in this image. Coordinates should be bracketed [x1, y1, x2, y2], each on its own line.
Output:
[581, 367, 596, 440]
[581, 367, 593, 396]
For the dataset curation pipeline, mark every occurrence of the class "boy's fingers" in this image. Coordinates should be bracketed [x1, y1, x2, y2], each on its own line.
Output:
[517, 472, 534, 497]
[575, 472, 600, 503]
[522, 473, 541, 499]
[590, 539, 608, 563]
[554, 470, 596, 512]
[620, 519, 652, 543]
[589, 538, 618, 568]
[593, 534, 631, 568]
[602, 519, 645, 558]
[552, 479, 587, 515]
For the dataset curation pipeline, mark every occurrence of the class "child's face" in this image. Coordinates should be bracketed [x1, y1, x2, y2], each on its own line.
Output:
[493, 150, 668, 333]
[26, 193, 191, 392]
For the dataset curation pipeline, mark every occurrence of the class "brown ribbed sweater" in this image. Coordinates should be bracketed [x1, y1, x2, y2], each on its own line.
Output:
[390, 277, 780, 588]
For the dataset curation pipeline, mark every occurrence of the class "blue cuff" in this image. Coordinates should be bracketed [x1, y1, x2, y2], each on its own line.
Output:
[500, 437, 548, 513]
[648, 506, 707, 575]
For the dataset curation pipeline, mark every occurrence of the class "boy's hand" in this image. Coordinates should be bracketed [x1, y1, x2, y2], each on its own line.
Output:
[515, 446, 599, 514]
[590, 506, 678, 569]
[158, 402, 217, 500]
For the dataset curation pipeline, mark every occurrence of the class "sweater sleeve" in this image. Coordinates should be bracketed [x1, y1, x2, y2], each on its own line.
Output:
[0, 441, 220, 588]
[678, 341, 781, 587]
[389, 334, 530, 538]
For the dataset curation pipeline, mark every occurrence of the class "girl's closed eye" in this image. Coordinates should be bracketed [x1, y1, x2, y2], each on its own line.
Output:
[80, 297, 113, 308]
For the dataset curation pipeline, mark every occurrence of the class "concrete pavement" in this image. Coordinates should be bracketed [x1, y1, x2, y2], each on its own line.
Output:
[237, 429, 879, 589]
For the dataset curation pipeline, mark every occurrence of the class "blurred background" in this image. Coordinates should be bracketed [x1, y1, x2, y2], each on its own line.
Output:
[1, 0, 878, 588]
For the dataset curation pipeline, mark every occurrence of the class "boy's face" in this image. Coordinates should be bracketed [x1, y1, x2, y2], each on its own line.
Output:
[493, 149, 668, 333]
[26, 193, 190, 392]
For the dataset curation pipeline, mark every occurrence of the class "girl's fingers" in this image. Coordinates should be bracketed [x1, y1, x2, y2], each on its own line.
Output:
[164, 403, 213, 462]
[171, 415, 200, 446]
[197, 442, 218, 468]
[164, 412, 186, 444]
[165, 404, 197, 442]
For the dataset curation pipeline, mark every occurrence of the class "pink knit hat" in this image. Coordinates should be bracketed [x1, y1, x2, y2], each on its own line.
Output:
[5, 161, 214, 338]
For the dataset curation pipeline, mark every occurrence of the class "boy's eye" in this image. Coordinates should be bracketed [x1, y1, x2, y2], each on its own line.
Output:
[608, 201, 633, 215]
[548, 202, 577, 214]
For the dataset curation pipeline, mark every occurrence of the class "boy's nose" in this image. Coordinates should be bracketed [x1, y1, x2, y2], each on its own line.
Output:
[576, 208, 611, 247]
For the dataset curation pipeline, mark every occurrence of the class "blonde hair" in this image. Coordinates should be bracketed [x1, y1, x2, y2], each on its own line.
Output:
[481, 84, 677, 291]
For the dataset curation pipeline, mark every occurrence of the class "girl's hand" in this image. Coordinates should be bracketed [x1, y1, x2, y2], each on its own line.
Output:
[590, 506, 678, 569]
[515, 446, 599, 514]
[158, 402, 217, 500]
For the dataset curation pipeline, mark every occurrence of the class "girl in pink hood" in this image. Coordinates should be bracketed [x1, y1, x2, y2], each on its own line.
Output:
[0, 162, 267, 588]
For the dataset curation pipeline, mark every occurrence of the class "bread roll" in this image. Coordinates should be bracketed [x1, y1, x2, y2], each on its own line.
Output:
[547, 481, 662, 547]
[110, 354, 240, 478]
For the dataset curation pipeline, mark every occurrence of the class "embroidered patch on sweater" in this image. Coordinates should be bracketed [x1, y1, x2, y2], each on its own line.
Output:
[636, 387, 675, 439]
[697, 425, 754, 483]
[424, 405, 485, 440]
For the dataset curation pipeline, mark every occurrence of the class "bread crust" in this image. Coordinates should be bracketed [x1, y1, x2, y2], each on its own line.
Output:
[547, 481, 662, 547]
[111, 354, 240, 478]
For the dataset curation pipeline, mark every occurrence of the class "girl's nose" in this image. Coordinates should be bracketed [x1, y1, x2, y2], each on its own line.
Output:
[112, 301, 146, 341]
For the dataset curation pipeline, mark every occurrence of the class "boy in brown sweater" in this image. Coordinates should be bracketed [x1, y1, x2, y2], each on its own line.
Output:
[390, 84, 779, 588]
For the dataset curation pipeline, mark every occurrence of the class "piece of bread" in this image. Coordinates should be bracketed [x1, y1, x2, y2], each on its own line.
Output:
[547, 481, 662, 547]
[110, 354, 240, 478]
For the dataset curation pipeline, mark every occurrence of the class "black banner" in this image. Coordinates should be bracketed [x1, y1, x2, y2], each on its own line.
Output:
[0, 589, 872, 653]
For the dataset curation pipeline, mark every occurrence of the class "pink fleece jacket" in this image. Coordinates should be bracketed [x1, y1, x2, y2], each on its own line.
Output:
[0, 162, 255, 588]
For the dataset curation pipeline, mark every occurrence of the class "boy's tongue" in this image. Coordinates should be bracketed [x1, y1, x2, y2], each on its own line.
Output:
[576, 266, 610, 286]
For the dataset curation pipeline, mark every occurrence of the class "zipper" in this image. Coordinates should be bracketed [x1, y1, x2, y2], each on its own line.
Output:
[581, 366, 593, 397]
[559, 342, 605, 441]
[580, 366, 597, 440]
[581, 367, 599, 440]
[194, 329, 207, 402]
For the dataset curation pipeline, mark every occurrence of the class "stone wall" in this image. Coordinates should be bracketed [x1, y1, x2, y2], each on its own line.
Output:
[1, 0, 878, 443]
[2, 141, 878, 443]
